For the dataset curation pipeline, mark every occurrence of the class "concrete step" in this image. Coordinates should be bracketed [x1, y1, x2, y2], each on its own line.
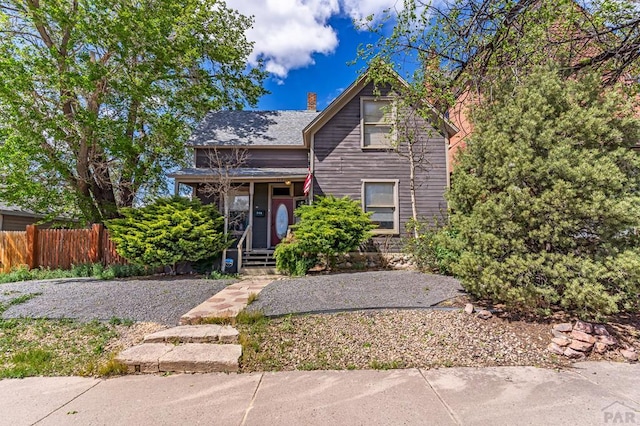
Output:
[115, 343, 242, 374]
[242, 266, 278, 275]
[143, 325, 238, 344]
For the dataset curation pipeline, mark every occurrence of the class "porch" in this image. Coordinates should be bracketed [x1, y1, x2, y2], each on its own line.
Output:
[170, 167, 310, 273]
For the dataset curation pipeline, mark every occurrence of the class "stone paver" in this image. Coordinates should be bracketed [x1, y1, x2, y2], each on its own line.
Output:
[115, 343, 175, 373]
[180, 276, 275, 324]
[143, 324, 239, 344]
[158, 343, 242, 373]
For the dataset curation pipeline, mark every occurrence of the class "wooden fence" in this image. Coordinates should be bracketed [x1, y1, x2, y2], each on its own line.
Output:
[0, 224, 126, 273]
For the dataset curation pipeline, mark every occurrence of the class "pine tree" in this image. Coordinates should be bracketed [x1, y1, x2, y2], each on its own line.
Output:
[107, 197, 230, 273]
[447, 67, 640, 316]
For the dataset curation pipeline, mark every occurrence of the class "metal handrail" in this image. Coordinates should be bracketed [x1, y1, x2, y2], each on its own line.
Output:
[236, 224, 252, 273]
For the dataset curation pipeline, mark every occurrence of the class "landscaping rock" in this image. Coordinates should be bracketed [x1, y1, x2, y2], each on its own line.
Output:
[464, 304, 474, 314]
[553, 323, 573, 333]
[593, 324, 610, 336]
[570, 330, 596, 344]
[596, 335, 617, 347]
[573, 320, 593, 334]
[551, 337, 570, 347]
[547, 342, 564, 355]
[594, 342, 608, 354]
[564, 347, 586, 360]
[552, 329, 571, 339]
[569, 339, 594, 353]
[477, 310, 492, 320]
[620, 349, 638, 362]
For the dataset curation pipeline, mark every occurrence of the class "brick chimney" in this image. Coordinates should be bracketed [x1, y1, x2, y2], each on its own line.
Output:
[307, 92, 317, 112]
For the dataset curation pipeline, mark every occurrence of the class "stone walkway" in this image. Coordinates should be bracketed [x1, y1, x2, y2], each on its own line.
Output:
[180, 276, 276, 324]
[116, 275, 277, 373]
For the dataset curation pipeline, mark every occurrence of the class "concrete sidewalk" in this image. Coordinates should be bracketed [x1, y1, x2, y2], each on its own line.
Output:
[1, 362, 637, 426]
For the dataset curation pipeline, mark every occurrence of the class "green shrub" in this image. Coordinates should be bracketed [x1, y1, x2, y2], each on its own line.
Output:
[106, 196, 231, 273]
[274, 195, 376, 276]
[446, 67, 640, 317]
[404, 219, 459, 275]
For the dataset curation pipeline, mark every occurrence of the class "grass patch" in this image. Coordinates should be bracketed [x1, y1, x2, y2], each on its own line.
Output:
[0, 317, 123, 378]
[207, 271, 239, 280]
[246, 292, 258, 305]
[236, 310, 265, 325]
[0, 264, 151, 285]
[108, 317, 134, 327]
[0, 294, 131, 378]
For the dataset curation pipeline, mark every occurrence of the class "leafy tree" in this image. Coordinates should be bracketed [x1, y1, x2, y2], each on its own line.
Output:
[445, 67, 640, 316]
[359, 0, 640, 115]
[0, 0, 266, 222]
[275, 196, 376, 276]
[106, 196, 230, 273]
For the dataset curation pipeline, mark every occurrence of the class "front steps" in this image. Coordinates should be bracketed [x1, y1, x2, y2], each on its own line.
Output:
[116, 325, 242, 374]
[116, 276, 275, 374]
[242, 250, 278, 275]
[242, 249, 276, 267]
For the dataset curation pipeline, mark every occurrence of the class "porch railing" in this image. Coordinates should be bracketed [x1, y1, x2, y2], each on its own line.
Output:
[236, 224, 252, 273]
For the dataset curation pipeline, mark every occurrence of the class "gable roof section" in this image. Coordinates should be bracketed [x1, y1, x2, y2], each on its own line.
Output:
[303, 68, 459, 146]
[0, 202, 42, 218]
[189, 110, 320, 148]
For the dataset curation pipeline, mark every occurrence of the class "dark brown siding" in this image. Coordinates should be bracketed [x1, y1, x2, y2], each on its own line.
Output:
[196, 148, 308, 169]
[1, 214, 37, 231]
[313, 82, 448, 241]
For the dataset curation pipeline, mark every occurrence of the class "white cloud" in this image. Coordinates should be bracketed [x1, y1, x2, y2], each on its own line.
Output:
[341, 0, 401, 25]
[225, 0, 399, 78]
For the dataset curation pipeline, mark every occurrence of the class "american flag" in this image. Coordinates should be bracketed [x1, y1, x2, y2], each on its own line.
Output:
[303, 170, 313, 195]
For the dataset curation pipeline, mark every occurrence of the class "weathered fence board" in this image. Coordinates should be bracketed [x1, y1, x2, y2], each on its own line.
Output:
[0, 224, 126, 273]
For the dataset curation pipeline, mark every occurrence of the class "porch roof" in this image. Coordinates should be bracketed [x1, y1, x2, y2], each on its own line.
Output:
[170, 167, 308, 182]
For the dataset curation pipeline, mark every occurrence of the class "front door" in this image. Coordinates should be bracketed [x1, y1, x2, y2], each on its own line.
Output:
[271, 198, 293, 246]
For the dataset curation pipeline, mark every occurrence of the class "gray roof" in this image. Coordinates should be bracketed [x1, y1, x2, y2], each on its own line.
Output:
[170, 167, 308, 180]
[0, 201, 41, 218]
[189, 110, 320, 147]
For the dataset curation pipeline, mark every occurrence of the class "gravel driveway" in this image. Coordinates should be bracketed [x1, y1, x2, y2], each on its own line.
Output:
[249, 271, 465, 317]
[0, 277, 234, 325]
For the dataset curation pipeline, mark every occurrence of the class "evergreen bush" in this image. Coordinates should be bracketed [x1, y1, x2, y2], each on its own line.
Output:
[274, 196, 376, 276]
[446, 67, 640, 317]
[106, 196, 230, 273]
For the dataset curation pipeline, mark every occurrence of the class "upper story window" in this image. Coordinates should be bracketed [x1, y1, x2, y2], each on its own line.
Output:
[361, 97, 394, 149]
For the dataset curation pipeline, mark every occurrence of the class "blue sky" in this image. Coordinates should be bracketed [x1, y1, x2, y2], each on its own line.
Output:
[226, 0, 403, 111]
[255, 16, 379, 111]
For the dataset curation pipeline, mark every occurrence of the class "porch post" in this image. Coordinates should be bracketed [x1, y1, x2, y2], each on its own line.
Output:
[248, 182, 254, 251]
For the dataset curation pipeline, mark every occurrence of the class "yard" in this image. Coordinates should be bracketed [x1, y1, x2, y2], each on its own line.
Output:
[0, 271, 638, 379]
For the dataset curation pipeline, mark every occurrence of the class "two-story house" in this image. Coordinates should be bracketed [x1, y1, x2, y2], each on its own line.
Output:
[170, 70, 458, 272]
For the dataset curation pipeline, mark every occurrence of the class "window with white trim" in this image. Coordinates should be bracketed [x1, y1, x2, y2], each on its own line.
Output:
[361, 98, 393, 148]
[362, 180, 399, 234]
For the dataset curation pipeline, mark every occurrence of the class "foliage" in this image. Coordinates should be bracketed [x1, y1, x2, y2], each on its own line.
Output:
[0, 315, 122, 378]
[0, 0, 266, 222]
[274, 196, 376, 276]
[358, 0, 640, 114]
[0, 263, 148, 284]
[404, 219, 459, 275]
[106, 196, 230, 273]
[445, 67, 640, 316]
